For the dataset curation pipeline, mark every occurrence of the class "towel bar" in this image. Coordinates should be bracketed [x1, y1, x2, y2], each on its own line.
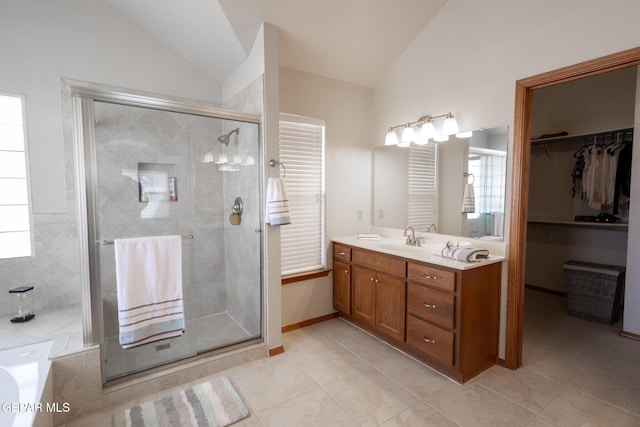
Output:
[99, 234, 194, 246]
[268, 159, 287, 177]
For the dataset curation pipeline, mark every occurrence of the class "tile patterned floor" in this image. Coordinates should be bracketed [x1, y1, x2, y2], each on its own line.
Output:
[68, 313, 640, 427]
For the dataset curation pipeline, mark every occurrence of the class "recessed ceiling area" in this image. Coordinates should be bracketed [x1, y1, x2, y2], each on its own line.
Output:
[106, 0, 447, 88]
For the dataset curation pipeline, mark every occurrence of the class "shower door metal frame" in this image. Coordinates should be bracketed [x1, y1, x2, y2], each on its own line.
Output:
[70, 83, 263, 383]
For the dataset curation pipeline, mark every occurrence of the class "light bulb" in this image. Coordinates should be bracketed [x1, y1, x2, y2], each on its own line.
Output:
[401, 125, 415, 145]
[216, 153, 228, 164]
[442, 115, 459, 136]
[420, 121, 436, 141]
[385, 129, 398, 146]
[243, 155, 255, 165]
[202, 152, 214, 163]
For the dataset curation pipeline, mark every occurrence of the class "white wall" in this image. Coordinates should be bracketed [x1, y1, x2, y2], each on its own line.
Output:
[373, 0, 640, 355]
[0, 0, 225, 316]
[279, 67, 372, 327]
[0, 0, 222, 214]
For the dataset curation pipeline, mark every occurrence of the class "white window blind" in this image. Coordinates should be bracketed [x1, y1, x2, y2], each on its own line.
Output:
[408, 144, 437, 231]
[279, 113, 326, 276]
[0, 94, 32, 259]
[467, 148, 507, 219]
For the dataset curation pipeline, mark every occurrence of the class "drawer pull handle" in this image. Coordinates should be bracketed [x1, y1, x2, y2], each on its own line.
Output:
[422, 274, 438, 280]
[422, 302, 436, 309]
[422, 337, 436, 344]
[344, 269, 349, 274]
[338, 251, 347, 256]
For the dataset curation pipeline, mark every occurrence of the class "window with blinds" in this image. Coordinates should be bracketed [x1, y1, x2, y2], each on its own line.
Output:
[408, 143, 438, 231]
[278, 114, 326, 276]
[0, 94, 32, 259]
[467, 148, 507, 219]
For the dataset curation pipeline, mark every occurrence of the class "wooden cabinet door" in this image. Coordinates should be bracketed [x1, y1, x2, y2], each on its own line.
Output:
[375, 273, 406, 341]
[333, 260, 351, 315]
[352, 266, 376, 326]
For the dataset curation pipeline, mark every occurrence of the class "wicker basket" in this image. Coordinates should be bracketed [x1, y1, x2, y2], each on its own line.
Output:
[563, 261, 625, 325]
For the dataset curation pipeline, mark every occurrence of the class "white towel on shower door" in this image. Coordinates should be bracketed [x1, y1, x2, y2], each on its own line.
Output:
[265, 177, 292, 225]
[114, 235, 184, 349]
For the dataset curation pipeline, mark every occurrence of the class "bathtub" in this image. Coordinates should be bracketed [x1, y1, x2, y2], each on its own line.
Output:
[0, 341, 54, 427]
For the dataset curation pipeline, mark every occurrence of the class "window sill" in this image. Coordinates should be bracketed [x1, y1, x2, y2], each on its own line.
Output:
[282, 269, 331, 285]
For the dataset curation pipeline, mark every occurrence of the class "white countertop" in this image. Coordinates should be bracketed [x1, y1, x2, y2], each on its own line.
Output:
[332, 235, 505, 271]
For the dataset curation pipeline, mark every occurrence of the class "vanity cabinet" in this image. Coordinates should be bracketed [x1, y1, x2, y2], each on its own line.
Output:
[351, 249, 406, 342]
[333, 244, 352, 315]
[332, 241, 501, 383]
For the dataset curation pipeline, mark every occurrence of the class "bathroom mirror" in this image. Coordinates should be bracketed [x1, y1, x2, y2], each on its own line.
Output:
[372, 126, 508, 239]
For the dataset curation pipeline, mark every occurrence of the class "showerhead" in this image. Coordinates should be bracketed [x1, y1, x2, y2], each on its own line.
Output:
[217, 127, 240, 146]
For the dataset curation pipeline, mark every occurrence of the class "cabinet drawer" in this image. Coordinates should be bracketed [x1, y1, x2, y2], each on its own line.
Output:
[406, 315, 454, 367]
[353, 249, 405, 277]
[407, 283, 455, 330]
[407, 262, 456, 292]
[333, 243, 351, 261]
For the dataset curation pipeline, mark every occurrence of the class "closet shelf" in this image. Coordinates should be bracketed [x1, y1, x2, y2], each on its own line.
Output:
[528, 216, 628, 231]
[530, 127, 634, 145]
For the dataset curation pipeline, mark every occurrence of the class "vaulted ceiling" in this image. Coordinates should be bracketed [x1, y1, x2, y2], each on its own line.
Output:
[105, 0, 447, 88]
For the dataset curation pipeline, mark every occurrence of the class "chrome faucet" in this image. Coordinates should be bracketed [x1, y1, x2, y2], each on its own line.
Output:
[427, 223, 438, 233]
[403, 226, 421, 246]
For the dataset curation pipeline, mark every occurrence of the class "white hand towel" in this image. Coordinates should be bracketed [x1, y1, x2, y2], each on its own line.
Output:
[265, 177, 292, 226]
[431, 244, 489, 262]
[358, 233, 381, 240]
[461, 183, 476, 213]
[115, 235, 184, 349]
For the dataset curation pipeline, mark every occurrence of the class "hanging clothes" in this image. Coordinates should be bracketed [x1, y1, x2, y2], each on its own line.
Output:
[613, 140, 633, 214]
[572, 131, 632, 213]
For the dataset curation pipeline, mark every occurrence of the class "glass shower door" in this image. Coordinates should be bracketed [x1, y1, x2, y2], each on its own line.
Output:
[86, 99, 261, 381]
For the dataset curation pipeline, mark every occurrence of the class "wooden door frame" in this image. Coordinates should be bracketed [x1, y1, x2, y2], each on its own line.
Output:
[505, 46, 640, 369]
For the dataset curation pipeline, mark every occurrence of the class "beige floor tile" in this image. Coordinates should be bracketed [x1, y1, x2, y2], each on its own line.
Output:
[380, 402, 458, 427]
[228, 353, 319, 413]
[287, 338, 372, 386]
[427, 382, 536, 427]
[525, 416, 562, 427]
[540, 388, 640, 427]
[374, 350, 452, 400]
[322, 367, 418, 426]
[258, 388, 357, 427]
[307, 317, 362, 341]
[475, 365, 566, 412]
[333, 327, 403, 367]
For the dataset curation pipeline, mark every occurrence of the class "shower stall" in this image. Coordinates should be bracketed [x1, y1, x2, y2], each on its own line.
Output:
[72, 88, 262, 382]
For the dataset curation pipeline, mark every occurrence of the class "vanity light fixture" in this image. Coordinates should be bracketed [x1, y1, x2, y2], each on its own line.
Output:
[385, 112, 464, 147]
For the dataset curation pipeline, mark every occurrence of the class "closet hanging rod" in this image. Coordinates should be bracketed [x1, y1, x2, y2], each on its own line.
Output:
[99, 234, 194, 246]
[530, 127, 633, 145]
[268, 159, 287, 177]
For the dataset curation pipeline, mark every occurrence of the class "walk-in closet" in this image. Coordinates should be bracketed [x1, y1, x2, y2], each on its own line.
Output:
[526, 66, 635, 306]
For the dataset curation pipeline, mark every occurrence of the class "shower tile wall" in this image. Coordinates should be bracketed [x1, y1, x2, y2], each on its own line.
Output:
[223, 77, 264, 336]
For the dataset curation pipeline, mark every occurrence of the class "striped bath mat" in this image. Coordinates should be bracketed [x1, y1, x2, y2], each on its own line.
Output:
[122, 377, 249, 427]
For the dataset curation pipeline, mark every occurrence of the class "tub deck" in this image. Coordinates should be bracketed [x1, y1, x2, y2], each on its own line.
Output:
[0, 305, 83, 357]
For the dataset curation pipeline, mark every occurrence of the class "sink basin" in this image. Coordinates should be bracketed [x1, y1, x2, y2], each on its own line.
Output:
[377, 243, 426, 253]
